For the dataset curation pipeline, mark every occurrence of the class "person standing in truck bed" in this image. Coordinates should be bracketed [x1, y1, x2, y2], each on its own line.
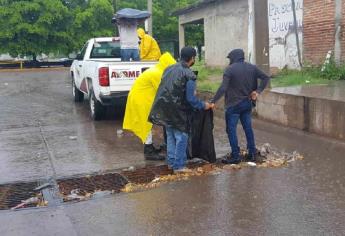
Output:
[116, 18, 140, 61]
[137, 28, 161, 61]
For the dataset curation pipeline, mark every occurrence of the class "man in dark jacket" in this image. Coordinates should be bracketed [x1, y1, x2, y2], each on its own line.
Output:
[211, 49, 270, 164]
[149, 47, 213, 173]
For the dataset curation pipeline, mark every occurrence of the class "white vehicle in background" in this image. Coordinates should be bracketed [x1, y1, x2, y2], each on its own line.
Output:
[70, 37, 156, 120]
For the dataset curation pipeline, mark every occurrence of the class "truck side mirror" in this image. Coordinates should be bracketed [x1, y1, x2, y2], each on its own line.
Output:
[76, 53, 83, 60]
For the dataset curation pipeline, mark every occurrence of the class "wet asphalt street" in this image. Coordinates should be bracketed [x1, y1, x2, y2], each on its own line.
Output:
[0, 69, 345, 235]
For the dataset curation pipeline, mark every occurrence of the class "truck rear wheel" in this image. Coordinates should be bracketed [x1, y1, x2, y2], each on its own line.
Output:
[72, 78, 84, 102]
[89, 90, 105, 120]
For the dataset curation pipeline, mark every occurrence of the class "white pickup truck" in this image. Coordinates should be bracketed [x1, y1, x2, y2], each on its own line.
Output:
[70, 37, 156, 120]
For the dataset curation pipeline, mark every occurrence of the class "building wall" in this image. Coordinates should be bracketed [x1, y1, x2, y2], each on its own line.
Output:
[256, 90, 345, 141]
[303, 0, 336, 65]
[268, 0, 303, 70]
[204, 0, 249, 67]
[342, 0, 345, 63]
[179, 0, 249, 67]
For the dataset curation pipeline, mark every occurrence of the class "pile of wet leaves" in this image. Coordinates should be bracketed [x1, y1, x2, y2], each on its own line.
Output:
[122, 164, 222, 193]
[56, 144, 305, 198]
[122, 143, 304, 193]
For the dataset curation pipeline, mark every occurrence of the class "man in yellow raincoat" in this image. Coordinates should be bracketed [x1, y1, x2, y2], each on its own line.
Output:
[137, 28, 161, 61]
[123, 52, 176, 160]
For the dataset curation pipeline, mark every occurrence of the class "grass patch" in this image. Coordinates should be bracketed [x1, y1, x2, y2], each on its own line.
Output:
[272, 61, 345, 87]
[272, 69, 328, 87]
[193, 60, 223, 92]
[193, 59, 345, 91]
[198, 80, 221, 92]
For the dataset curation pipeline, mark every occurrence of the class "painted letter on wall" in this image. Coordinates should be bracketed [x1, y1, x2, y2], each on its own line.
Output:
[268, 0, 303, 69]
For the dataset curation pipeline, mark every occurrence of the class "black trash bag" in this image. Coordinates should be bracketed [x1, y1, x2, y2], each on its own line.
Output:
[149, 63, 195, 133]
[187, 109, 216, 163]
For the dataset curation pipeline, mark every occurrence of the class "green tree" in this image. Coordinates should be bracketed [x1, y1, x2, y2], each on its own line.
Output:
[0, 0, 73, 59]
[71, 0, 114, 49]
[0, 0, 202, 58]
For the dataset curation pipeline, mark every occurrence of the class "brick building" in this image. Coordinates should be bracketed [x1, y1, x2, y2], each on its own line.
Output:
[303, 0, 345, 65]
[176, 0, 344, 70]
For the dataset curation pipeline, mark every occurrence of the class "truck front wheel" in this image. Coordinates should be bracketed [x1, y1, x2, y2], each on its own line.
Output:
[89, 90, 105, 120]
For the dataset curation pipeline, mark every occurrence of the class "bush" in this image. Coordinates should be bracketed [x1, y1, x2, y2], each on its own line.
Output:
[320, 60, 345, 80]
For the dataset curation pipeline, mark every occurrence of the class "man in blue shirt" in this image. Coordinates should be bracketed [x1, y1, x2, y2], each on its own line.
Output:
[149, 47, 213, 173]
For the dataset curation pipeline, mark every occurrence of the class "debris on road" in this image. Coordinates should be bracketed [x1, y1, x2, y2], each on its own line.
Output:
[123, 166, 135, 172]
[121, 145, 305, 193]
[69, 136, 77, 140]
[116, 129, 124, 137]
[259, 143, 271, 157]
[92, 190, 114, 199]
[34, 183, 53, 191]
[64, 189, 92, 202]
[11, 193, 47, 210]
[122, 164, 221, 193]
[57, 145, 305, 198]
[247, 162, 257, 167]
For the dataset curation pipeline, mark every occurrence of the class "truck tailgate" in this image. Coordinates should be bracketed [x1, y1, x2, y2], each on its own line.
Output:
[108, 62, 156, 92]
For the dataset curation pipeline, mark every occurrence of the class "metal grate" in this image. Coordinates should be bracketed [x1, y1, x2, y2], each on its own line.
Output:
[58, 173, 128, 197]
[0, 182, 39, 210]
[121, 165, 173, 184]
[0, 162, 211, 209]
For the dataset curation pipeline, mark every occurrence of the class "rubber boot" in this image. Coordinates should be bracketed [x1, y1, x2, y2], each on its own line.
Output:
[144, 144, 165, 161]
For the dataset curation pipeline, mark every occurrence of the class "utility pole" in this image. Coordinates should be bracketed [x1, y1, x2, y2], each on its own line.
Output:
[334, 0, 342, 65]
[112, 0, 117, 12]
[291, 0, 302, 68]
[147, 0, 153, 35]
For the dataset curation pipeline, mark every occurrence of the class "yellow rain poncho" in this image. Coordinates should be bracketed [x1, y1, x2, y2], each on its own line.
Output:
[137, 28, 161, 61]
[123, 52, 176, 143]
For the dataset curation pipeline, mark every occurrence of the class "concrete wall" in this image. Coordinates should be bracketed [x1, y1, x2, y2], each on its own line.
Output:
[256, 91, 345, 140]
[179, 0, 249, 67]
[268, 0, 303, 70]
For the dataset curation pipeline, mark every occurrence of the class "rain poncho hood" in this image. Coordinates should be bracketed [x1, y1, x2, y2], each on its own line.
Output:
[137, 28, 161, 61]
[137, 28, 145, 39]
[227, 49, 245, 64]
[123, 53, 176, 143]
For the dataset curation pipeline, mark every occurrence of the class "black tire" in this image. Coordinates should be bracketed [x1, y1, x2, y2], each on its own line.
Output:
[72, 78, 84, 102]
[89, 90, 105, 120]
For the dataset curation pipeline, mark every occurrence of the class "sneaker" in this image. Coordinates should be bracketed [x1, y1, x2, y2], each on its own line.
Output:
[222, 158, 241, 165]
[244, 152, 264, 163]
[159, 143, 167, 153]
[144, 144, 165, 161]
[173, 167, 193, 174]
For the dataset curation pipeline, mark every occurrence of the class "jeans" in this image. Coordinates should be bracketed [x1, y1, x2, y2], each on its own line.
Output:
[121, 49, 140, 61]
[165, 127, 189, 170]
[225, 98, 256, 159]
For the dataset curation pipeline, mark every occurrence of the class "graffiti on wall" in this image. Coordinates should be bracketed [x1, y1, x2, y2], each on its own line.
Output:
[268, 0, 303, 69]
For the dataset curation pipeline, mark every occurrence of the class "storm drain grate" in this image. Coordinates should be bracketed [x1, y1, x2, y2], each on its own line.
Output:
[0, 162, 209, 209]
[58, 173, 128, 198]
[0, 182, 40, 210]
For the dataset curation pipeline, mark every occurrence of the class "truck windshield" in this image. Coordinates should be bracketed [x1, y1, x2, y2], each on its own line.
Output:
[90, 41, 121, 59]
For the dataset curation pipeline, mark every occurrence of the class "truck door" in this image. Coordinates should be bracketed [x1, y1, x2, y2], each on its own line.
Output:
[74, 42, 89, 90]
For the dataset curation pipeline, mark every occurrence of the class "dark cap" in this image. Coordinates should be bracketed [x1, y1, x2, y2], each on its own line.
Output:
[180, 46, 197, 62]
